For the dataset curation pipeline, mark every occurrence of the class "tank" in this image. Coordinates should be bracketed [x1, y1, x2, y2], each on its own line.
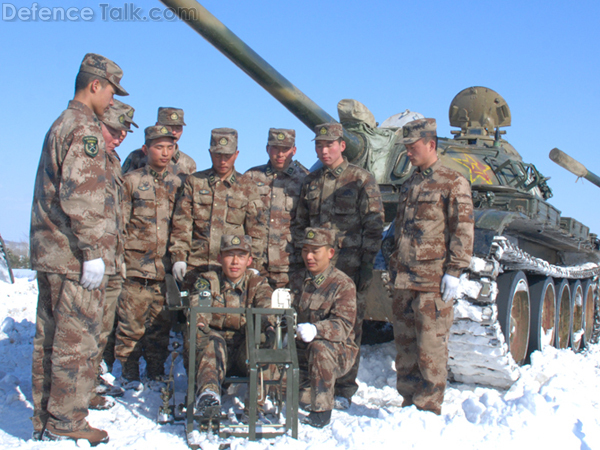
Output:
[159, 0, 600, 388]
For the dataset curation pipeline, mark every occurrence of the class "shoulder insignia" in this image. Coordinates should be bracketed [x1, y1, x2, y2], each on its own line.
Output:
[195, 278, 210, 291]
[138, 182, 150, 191]
[82, 136, 99, 157]
[314, 273, 326, 286]
[199, 189, 210, 195]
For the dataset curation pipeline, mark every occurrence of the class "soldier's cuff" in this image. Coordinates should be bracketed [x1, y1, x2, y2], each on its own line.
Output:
[83, 248, 103, 261]
[445, 267, 462, 278]
[172, 253, 187, 264]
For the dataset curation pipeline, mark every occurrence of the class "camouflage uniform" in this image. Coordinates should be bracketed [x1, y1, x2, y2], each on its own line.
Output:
[390, 119, 474, 414]
[122, 107, 196, 177]
[290, 228, 358, 412]
[293, 123, 384, 400]
[169, 128, 266, 278]
[245, 128, 308, 288]
[192, 264, 274, 394]
[115, 127, 183, 380]
[30, 53, 128, 434]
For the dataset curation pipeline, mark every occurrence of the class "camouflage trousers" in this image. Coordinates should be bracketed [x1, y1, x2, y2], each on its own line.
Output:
[298, 339, 358, 412]
[94, 274, 122, 379]
[392, 289, 453, 415]
[195, 329, 248, 395]
[32, 272, 106, 433]
[115, 278, 171, 378]
[334, 270, 364, 400]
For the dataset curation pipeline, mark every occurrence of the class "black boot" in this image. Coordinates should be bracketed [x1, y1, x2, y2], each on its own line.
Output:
[302, 410, 332, 428]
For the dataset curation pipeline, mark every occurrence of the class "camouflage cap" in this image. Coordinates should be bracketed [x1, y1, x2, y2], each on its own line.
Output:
[399, 118, 437, 144]
[313, 122, 343, 141]
[78, 53, 128, 96]
[145, 125, 175, 143]
[114, 99, 138, 128]
[300, 227, 336, 247]
[267, 128, 296, 147]
[220, 235, 252, 253]
[101, 104, 131, 133]
[210, 128, 238, 154]
[157, 107, 186, 126]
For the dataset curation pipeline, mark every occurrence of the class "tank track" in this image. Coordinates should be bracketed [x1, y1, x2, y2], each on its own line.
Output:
[448, 236, 600, 389]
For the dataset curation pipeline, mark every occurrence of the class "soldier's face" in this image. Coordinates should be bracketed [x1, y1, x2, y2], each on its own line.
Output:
[101, 123, 121, 153]
[91, 80, 115, 117]
[302, 244, 334, 275]
[267, 145, 296, 171]
[405, 138, 437, 170]
[210, 150, 238, 178]
[169, 125, 183, 142]
[218, 250, 253, 283]
[315, 139, 346, 169]
[119, 130, 127, 145]
[144, 137, 175, 172]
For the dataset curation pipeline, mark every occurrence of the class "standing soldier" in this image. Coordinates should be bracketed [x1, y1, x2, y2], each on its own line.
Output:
[293, 122, 384, 409]
[122, 107, 196, 178]
[291, 228, 358, 428]
[192, 235, 275, 416]
[114, 126, 183, 388]
[245, 128, 308, 288]
[30, 53, 128, 445]
[169, 128, 266, 283]
[390, 118, 474, 415]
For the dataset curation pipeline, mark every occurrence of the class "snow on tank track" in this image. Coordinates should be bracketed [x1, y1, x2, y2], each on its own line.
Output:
[449, 236, 600, 389]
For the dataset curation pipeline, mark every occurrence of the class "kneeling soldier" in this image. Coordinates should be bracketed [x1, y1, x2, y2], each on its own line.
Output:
[193, 235, 275, 416]
[291, 228, 358, 428]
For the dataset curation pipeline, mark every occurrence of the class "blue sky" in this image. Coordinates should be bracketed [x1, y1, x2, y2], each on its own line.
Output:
[1, 0, 599, 242]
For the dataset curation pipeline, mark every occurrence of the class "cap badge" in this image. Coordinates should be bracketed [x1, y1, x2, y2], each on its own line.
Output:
[118, 115, 125, 124]
[231, 236, 241, 245]
[306, 230, 315, 239]
[403, 127, 410, 137]
[219, 137, 228, 146]
[319, 126, 328, 135]
[127, 109, 134, 118]
[277, 132, 285, 141]
[160, 126, 169, 134]
[170, 112, 179, 120]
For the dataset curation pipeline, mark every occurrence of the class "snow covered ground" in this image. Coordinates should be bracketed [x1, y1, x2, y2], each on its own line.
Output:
[1, 274, 599, 449]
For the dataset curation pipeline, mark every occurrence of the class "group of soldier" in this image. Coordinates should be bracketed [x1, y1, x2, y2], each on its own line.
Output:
[29, 53, 474, 446]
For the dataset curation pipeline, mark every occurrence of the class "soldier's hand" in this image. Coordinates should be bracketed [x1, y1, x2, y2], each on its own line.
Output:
[297, 323, 317, 343]
[172, 261, 187, 282]
[81, 258, 105, 291]
[357, 261, 374, 292]
[440, 274, 460, 303]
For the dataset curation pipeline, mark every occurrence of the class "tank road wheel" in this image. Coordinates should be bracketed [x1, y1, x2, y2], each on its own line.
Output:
[555, 279, 572, 349]
[496, 271, 531, 365]
[581, 278, 596, 348]
[527, 276, 556, 356]
[569, 280, 584, 351]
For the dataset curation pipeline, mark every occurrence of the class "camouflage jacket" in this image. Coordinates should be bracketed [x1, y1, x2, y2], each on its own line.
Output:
[123, 165, 183, 280]
[290, 265, 358, 346]
[192, 268, 273, 331]
[293, 158, 384, 275]
[390, 159, 474, 291]
[30, 100, 121, 275]
[169, 168, 266, 272]
[245, 160, 309, 273]
[105, 149, 126, 276]
[122, 144, 196, 181]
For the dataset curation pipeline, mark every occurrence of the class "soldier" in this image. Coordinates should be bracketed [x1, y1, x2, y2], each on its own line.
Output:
[114, 126, 183, 388]
[122, 107, 196, 178]
[390, 118, 474, 415]
[192, 235, 275, 415]
[169, 128, 266, 283]
[292, 122, 384, 408]
[291, 227, 358, 428]
[245, 128, 309, 288]
[30, 53, 128, 445]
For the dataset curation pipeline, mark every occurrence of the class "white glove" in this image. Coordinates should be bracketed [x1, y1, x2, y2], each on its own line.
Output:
[81, 258, 105, 291]
[172, 261, 187, 282]
[440, 274, 460, 303]
[297, 323, 317, 343]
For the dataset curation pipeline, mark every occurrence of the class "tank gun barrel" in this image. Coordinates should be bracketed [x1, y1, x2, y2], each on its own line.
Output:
[159, 0, 364, 161]
[549, 148, 600, 188]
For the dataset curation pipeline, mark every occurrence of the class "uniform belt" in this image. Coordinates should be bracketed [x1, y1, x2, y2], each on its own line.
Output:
[129, 276, 162, 287]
